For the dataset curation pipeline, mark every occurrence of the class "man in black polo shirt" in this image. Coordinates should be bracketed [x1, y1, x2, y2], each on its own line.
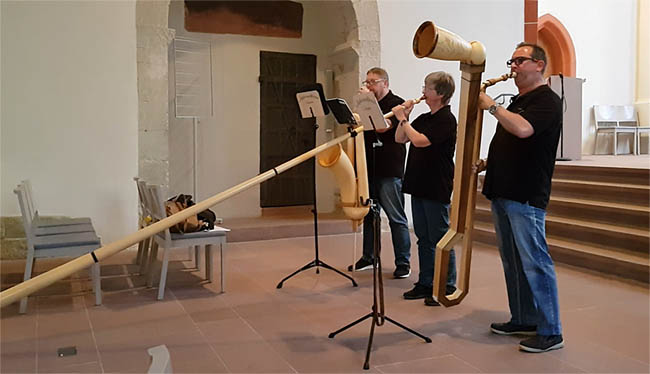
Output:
[477, 42, 564, 353]
[392, 71, 457, 306]
[347, 67, 411, 279]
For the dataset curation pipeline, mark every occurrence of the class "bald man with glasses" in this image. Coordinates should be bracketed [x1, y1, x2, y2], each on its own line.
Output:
[477, 42, 564, 353]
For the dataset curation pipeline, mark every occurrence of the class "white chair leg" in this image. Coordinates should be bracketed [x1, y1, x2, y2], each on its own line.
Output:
[91, 263, 102, 306]
[220, 241, 225, 293]
[205, 244, 213, 282]
[614, 132, 618, 155]
[147, 242, 159, 288]
[139, 237, 151, 275]
[194, 245, 201, 269]
[157, 249, 171, 300]
[19, 254, 35, 314]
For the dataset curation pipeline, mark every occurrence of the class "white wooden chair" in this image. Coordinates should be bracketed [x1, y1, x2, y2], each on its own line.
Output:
[144, 184, 229, 300]
[593, 105, 638, 155]
[14, 184, 102, 314]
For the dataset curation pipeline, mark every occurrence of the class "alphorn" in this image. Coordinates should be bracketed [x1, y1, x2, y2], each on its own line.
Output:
[413, 20, 487, 307]
[1, 123, 371, 309]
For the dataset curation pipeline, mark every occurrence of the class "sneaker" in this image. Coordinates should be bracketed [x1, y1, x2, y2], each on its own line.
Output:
[393, 265, 411, 278]
[403, 284, 432, 299]
[347, 258, 374, 272]
[519, 335, 564, 353]
[490, 322, 537, 336]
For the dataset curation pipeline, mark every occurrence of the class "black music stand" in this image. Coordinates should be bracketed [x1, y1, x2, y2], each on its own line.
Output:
[554, 73, 571, 161]
[276, 85, 358, 289]
[328, 96, 431, 370]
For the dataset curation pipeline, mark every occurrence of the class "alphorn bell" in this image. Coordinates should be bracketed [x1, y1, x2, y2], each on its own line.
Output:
[412, 21, 486, 307]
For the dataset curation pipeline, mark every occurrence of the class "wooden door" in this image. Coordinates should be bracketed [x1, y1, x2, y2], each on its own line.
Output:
[259, 51, 316, 207]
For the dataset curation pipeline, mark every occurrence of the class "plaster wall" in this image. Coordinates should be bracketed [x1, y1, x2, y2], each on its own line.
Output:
[538, 0, 637, 154]
[0, 1, 139, 244]
[378, 0, 524, 223]
[167, 0, 373, 218]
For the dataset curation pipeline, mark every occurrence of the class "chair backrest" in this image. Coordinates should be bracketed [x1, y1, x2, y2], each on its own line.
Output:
[594, 105, 639, 128]
[18, 180, 37, 222]
[134, 178, 153, 227]
[13, 184, 36, 247]
[146, 184, 173, 242]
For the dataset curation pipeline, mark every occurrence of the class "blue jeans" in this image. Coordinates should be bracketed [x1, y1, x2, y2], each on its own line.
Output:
[411, 197, 456, 288]
[491, 198, 562, 336]
[362, 177, 411, 266]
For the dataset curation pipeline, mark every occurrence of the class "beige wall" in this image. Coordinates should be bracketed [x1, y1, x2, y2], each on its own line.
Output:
[539, 0, 638, 154]
[0, 1, 139, 244]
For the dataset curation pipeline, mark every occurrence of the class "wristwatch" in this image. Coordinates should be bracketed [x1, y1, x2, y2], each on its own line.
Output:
[488, 104, 500, 115]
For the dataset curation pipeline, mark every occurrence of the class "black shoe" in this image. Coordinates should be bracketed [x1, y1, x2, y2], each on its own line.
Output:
[490, 322, 537, 336]
[424, 296, 440, 306]
[347, 258, 373, 272]
[423, 286, 456, 306]
[393, 265, 411, 279]
[403, 284, 432, 300]
[519, 335, 564, 353]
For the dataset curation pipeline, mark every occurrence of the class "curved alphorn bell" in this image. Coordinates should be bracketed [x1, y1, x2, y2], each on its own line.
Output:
[412, 21, 487, 307]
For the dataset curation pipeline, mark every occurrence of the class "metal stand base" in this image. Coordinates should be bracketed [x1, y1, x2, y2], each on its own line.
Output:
[328, 205, 430, 370]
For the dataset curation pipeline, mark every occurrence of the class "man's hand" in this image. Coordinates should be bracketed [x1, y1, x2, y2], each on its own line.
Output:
[472, 158, 487, 174]
[478, 92, 496, 110]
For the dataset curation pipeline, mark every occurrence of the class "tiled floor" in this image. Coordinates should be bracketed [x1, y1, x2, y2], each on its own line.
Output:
[1, 232, 649, 373]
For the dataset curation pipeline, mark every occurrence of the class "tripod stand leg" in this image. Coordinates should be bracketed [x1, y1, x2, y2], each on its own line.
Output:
[316, 260, 358, 287]
[385, 316, 432, 343]
[276, 260, 317, 289]
[328, 312, 373, 338]
[363, 312, 377, 370]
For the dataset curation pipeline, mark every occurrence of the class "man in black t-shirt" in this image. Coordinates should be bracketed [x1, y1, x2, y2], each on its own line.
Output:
[477, 43, 564, 353]
[393, 71, 457, 307]
[347, 67, 411, 279]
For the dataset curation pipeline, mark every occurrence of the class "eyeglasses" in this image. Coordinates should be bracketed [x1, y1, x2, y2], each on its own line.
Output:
[506, 57, 537, 67]
[422, 86, 436, 92]
[362, 79, 385, 86]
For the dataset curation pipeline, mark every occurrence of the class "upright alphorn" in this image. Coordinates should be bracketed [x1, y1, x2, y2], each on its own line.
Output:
[413, 20, 487, 307]
[1, 123, 372, 309]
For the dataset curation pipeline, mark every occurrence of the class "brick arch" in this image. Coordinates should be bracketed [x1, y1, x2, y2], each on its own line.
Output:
[537, 14, 576, 77]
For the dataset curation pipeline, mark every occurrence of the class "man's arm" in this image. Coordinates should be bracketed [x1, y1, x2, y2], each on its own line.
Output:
[478, 92, 533, 138]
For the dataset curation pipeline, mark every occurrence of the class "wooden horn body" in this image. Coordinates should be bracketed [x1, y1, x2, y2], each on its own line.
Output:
[317, 132, 369, 231]
[413, 20, 486, 307]
[413, 21, 486, 65]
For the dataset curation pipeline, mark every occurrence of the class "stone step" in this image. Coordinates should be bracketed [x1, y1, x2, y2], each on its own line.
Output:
[553, 165, 650, 186]
[550, 178, 649, 206]
[474, 205, 649, 256]
[473, 222, 649, 284]
[475, 193, 649, 230]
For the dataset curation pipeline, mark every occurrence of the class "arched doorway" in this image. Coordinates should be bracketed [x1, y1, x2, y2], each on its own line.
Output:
[537, 14, 576, 78]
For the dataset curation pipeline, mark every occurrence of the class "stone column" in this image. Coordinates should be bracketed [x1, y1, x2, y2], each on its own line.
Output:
[136, 0, 174, 185]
